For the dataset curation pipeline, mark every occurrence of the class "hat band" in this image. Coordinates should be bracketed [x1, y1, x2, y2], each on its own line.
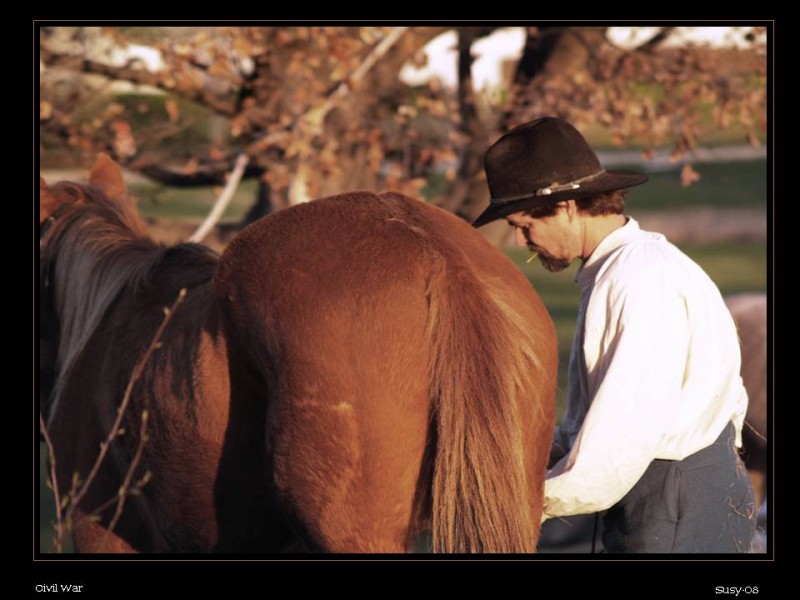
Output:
[491, 169, 607, 205]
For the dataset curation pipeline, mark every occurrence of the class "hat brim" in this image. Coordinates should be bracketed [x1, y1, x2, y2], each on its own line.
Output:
[472, 170, 649, 228]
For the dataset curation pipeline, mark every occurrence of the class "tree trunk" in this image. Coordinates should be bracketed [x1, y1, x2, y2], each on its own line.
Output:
[240, 179, 273, 226]
[503, 26, 608, 129]
[438, 29, 490, 219]
[446, 27, 611, 248]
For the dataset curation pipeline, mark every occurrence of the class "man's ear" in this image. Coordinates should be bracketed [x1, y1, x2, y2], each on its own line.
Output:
[563, 199, 578, 221]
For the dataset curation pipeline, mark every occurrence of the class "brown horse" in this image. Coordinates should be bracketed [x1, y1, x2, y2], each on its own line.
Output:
[39, 155, 557, 553]
[725, 293, 767, 510]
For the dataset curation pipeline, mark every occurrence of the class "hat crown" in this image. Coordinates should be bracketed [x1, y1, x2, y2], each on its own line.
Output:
[485, 117, 603, 202]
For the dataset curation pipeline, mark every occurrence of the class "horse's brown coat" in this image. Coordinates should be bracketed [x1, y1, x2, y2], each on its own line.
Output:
[725, 293, 767, 509]
[40, 157, 557, 553]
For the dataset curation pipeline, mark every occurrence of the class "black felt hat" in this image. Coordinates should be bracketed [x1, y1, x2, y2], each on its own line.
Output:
[473, 117, 649, 227]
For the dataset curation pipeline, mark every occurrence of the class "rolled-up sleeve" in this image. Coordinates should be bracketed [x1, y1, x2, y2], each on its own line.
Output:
[543, 248, 690, 518]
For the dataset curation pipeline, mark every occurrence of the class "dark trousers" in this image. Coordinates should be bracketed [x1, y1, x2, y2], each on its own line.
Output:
[602, 422, 757, 553]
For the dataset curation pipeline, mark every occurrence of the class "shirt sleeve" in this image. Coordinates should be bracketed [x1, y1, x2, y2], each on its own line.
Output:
[543, 247, 690, 518]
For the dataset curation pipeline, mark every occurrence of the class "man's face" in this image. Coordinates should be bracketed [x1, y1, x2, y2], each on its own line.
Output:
[506, 205, 576, 272]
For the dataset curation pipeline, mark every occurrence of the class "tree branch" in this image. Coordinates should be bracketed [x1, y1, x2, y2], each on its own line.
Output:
[40, 288, 187, 552]
[106, 409, 150, 535]
[608, 27, 677, 80]
[39, 413, 65, 553]
[246, 27, 418, 154]
[67, 288, 186, 521]
[134, 159, 262, 187]
[41, 51, 238, 116]
[456, 28, 481, 136]
[438, 28, 490, 219]
[299, 27, 409, 134]
[189, 154, 249, 242]
[635, 27, 676, 53]
[565, 27, 602, 74]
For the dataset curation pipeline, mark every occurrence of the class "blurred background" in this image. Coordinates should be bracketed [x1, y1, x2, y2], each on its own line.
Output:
[38, 25, 768, 553]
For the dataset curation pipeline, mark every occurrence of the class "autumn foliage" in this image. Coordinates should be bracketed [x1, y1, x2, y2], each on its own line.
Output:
[39, 26, 767, 233]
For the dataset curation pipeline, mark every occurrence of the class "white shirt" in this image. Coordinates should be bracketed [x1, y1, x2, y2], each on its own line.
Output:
[542, 217, 748, 519]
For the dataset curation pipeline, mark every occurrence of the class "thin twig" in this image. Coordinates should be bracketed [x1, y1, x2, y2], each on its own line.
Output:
[609, 27, 677, 80]
[67, 288, 187, 523]
[42, 288, 186, 551]
[188, 154, 249, 243]
[39, 413, 64, 553]
[107, 409, 150, 534]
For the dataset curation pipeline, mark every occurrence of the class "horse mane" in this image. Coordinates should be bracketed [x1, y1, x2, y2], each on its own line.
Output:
[40, 181, 219, 423]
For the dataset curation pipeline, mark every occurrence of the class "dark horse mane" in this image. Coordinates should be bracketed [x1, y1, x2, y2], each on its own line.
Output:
[40, 182, 219, 425]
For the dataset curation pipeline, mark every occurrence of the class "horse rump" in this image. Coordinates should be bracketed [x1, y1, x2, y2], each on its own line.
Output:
[215, 191, 556, 553]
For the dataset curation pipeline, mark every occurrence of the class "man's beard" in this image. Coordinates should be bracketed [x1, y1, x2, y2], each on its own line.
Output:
[530, 247, 571, 272]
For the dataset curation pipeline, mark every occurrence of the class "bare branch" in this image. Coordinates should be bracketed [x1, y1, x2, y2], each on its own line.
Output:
[41, 288, 188, 551]
[606, 27, 678, 79]
[68, 288, 187, 517]
[565, 28, 602, 73]
[635, 27, 677, 53]
[41, 52, 238, 116]
[189, 154, 249, 242]
[106, 409, 150, 534]
[39, 413, 64, 553]
[134, 159, 262, 187]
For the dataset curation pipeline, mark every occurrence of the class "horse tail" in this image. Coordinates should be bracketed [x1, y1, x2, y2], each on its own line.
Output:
[426, 256, 548, 553]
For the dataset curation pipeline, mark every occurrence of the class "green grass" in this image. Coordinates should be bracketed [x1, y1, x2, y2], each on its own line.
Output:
[625, 160, 767, 211]
[126, 159, 765, 224]
[585, 122, 765, 150]
[130, 179, 259, 222]
[506, 240, 767, 420]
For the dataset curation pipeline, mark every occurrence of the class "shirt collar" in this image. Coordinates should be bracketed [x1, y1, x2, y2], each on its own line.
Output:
[575, 217, 641, 291]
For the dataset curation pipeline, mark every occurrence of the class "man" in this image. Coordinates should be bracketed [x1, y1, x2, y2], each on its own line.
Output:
[473, 117, 756, 553]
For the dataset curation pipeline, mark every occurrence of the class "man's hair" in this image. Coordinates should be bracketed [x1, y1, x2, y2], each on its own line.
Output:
[524, 189, 629, 219]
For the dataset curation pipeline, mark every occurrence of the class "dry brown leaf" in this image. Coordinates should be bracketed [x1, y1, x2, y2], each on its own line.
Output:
[181, 157, 199, 175]
[111, 120, 136, 159]
[165, 100, 180, 123]
[680, 163, 701, 188]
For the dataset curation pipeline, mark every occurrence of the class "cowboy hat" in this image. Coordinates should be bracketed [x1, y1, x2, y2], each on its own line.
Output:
[473, 117, 648, 227]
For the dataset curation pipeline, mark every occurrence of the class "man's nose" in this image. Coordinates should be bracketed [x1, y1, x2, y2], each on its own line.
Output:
[514, 227, 528, 247]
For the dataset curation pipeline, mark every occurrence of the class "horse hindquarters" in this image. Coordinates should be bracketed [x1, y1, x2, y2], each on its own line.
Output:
[215, 203, 435, 552]
[267, 275, 433, 553]
[215, 192, 556, 553]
